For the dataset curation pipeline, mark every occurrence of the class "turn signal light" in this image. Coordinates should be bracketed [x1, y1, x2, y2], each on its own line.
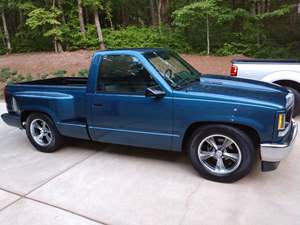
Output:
[278, 113, 286, 130]
[230, 65, 238, 76]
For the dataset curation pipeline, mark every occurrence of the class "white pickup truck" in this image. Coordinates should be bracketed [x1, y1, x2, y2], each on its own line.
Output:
[231, 59, 300, 116]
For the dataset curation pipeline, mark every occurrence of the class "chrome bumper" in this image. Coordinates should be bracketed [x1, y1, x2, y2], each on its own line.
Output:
[260, 120, 298, 162]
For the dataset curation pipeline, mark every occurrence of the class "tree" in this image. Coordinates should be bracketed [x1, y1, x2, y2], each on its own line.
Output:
[0, 0, 15, 53]
[0, 0, 299, 58]
[77, 0, 86, 33]
[26, 7, 64, 53]
[149, 0, 157, 25]
[157, 0, 169, 26]
[83, 0, 105, 50]
[173, 0, 234, 55]
[0, 10, 11, 52]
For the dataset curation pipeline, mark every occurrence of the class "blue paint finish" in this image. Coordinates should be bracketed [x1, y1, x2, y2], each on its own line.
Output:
[89, 93, 173, 150]
[56, 122, 90, 140]
[1, 48, 290, 152]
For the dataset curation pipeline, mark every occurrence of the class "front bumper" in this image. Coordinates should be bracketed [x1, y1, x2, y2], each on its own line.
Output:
[260, 120, 298, 170]
[1, 113, 22, 128]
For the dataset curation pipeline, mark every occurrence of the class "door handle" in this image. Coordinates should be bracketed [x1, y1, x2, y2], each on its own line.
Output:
[93, 103, 104, 107]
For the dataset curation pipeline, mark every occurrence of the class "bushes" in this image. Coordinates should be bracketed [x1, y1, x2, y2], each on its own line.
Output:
[0, 67, 89, 85]
[103, 26, 189, 52]
[64, 25, 189, 53]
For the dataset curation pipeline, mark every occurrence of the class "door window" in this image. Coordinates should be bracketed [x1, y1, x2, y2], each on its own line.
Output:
[98, 55, 156, 94]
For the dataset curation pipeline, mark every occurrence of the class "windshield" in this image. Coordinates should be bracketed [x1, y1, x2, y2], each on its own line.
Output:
[144, 51, 200, 89]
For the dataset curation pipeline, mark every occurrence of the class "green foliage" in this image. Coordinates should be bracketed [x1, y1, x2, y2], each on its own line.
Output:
[82, 0, 104, 9]
[215, 43, 247, 56]
[66, 24, 99, 50]
[26, 8, 61, 29]
[103, 26, 189, 52]
[0, 67, 92, 86]
[53, 70, 67, 77]
[12, 28, 52, 53]
[26, 7, 64, 41]
[0, 0, 299, 58]
[77, 69, 89, 77]
[0, 68, 26, 83]
[41, 74, 49, 79]
[0, 68, 11, 82]
[25, 73, 33, 81]
[13, 74, 26, 83]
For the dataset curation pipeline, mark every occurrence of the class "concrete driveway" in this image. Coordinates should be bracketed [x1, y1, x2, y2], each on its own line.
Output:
[0, 102, 299, 225]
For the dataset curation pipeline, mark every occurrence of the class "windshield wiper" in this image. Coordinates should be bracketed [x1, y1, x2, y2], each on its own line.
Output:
[174, 77, 200, 89]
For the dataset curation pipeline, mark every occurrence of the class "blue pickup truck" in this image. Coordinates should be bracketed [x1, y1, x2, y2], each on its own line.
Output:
[1, 48, 298, 182]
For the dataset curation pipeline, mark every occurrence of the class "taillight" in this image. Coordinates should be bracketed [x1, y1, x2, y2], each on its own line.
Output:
[230, 65, 238, 76]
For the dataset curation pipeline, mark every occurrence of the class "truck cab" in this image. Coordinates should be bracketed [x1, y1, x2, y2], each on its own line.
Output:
[1, 48, 298, 183]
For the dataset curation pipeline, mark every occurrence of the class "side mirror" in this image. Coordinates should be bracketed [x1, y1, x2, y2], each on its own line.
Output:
[145, 87, 166, 98]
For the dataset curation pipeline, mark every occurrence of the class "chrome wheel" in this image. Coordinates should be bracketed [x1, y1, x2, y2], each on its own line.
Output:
[30, 119, 53, 146]
[197, 134, 242, 175]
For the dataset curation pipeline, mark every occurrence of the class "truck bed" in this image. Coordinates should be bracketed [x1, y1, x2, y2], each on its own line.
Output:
[6, 76, 89, 140]
[232, 59, 300, 64]
[19, 77, 88, 86]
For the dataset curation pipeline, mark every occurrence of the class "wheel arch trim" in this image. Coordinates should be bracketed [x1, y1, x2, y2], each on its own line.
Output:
[181, 121, 261, 152]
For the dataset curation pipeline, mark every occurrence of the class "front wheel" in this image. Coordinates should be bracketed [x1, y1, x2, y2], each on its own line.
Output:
[25, 113, 62, 153]
[188, 125, 255, 183]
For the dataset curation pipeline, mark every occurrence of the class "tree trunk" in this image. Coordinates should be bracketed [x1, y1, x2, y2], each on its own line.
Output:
[54, 38, 58, 53]
[108, 16, 113, 30]
[1, 11, 11, 53]
[157, 0, 168, 26]
[121, 5, 129, 25]
[161, 0, 168, 22]
[57, 41, 63, 52]
[53, 37, 63, 53]
[58, 0, 66, 23]
[206, 14, 210, 55]
[84, 7, 89, 24]
[157, 0, 162, 27]
[78, 0, 86, 33]
[0, 25, 6, 47]
[149, 0, 157, 25]
[94, 9, 105, 50]
[19, 9, 24, 26]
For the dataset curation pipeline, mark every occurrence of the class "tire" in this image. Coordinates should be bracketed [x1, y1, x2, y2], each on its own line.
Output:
[187, 124, 255, 183]
[25, 113, 62, 153]
[286, 87, 300, 117]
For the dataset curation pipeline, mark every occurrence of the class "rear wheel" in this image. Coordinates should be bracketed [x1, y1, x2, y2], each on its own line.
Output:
[286, 87, 300, 117]
[188, 125, 255, 183]
[26, 113, 62, 153]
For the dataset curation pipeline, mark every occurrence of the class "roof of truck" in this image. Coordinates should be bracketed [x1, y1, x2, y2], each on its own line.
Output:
[95, 48, 168, 54]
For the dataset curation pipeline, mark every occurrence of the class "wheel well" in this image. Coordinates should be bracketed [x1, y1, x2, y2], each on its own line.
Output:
[21, 111, 52, 127]
[182, 122, 260, 152]
[274, 80, 300, 92]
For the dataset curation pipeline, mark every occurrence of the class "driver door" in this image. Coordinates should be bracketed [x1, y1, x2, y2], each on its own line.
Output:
[90, 54, 173, 150]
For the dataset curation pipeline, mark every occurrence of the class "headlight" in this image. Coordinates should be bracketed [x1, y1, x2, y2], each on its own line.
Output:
[278, 113, 286, 131]
[286, 92, 294, 108]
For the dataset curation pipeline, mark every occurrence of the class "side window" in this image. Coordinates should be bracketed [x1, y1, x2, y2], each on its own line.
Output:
[98, 55, 157, 94]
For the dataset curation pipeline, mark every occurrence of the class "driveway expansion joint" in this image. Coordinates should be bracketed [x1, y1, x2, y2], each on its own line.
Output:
[178, 180, 202, 225]
[24, 151, 97, 197]
[0, 151, 112, 225]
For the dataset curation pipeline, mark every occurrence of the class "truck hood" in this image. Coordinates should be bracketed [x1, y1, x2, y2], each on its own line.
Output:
[181, 74, 288, 109]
